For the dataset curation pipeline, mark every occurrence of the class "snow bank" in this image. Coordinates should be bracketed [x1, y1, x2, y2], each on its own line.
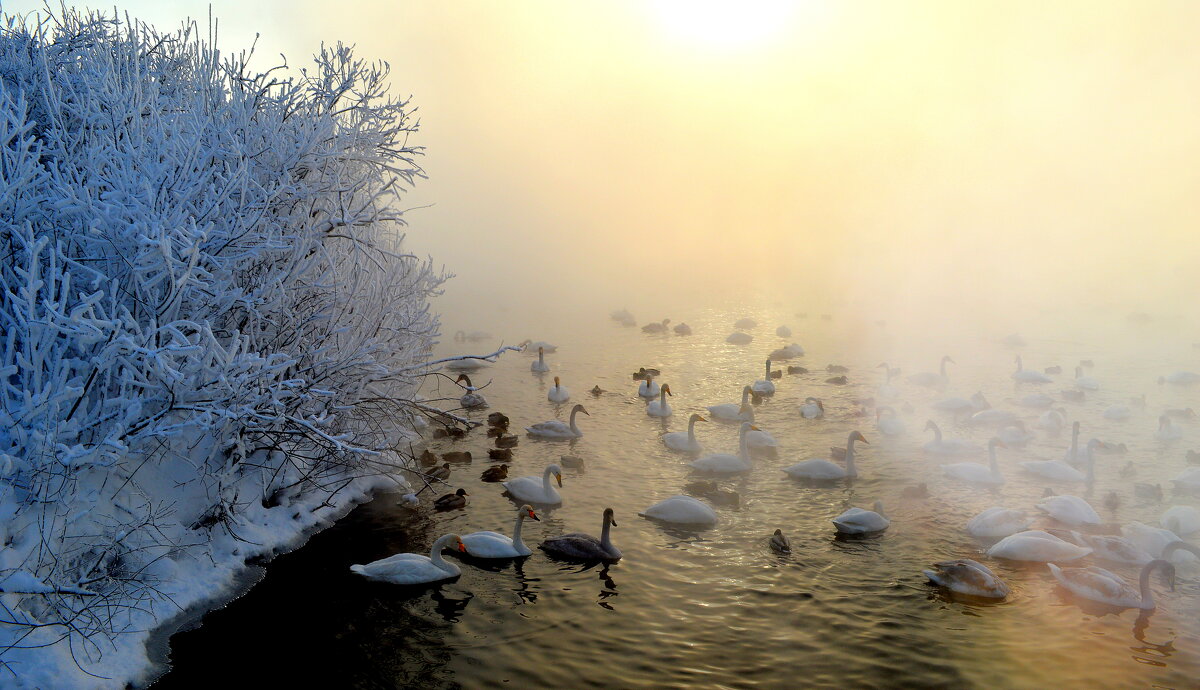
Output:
[0, 8, 459, 687]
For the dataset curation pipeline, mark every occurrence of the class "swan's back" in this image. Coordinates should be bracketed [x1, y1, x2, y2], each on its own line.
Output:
[350, 553, 449, 584]
[540, 533, 620, 560]
[784, 458, 846, 479]
[690, 453, 750, 472]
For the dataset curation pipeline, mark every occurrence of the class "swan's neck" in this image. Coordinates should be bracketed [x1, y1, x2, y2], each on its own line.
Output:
[930, 423, 943, 443]
[764, 361, 771, 378]
[600, 518, 613, 550]
[569, 408, 581, 432]
[939, 359, 948, 376]
[687, 416, 699, 440]
[1070, 426, 1080, 453]
[1015, 357, 1023, 372]
[511, 513, 527, 550]
[430, 536, 456, 572]
[739, 426, 751, 460]
[741, 388, 751, 404]
[845, 436, 859, 476]
[1164, 541, 1200, 561]
[1085, 445, 1095, 484]
[543, 467, 556, 492]
[1138, 560, 1166, 608]
[538, 350, 545, 365]
[658, 388, 668, 406]
[988, 444, 1000, 479]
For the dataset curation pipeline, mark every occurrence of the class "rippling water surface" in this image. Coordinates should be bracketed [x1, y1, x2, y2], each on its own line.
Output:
[159, 306, 1200, 688]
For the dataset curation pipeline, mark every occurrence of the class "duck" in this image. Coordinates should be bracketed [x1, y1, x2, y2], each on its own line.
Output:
[487, 412, 510, 428]
[986, 530, 1092, 562]
[800, 397, 825, 419]
[1135, 483, 1164, 500]
[434, 488, 469, 511]
[590, 385, 604, 396]
[559, 454, 584, 468]
[1103, 491, 1120, 511]
[996, 421, 1034, 446]
[826, 364, 849, 374]
[1044, 365, 1063, 375]
[1036, 494, 1101, 527]
[1161, 505, 1200, 536]
[350, 534, 467, 584]
[503, 464, 563, 504]
[690, 422, 757, 473]
[1118, 461, 1136, 478]
[646, 384, 673, 417]
[519, 339, 557, 353]
[1012, 356, 1052, 383]
[662, 414, 708, 452]
[901, 483, 930, 499]
[531, 346, 551, 373]
[429, 462, 452, 482]
[547, 376, 570, 403]
[752, 360, 776, 395]
[610, 308, 636, 327]
[707, 386, 755, 421]
[1155, 415, 1183, 441]
[942, 438, 1007, 485]
[632, 367, 661, 380]
[1165, 407, 1196, 420]
[460, 505, 541, 558]
[1061, 389, 1086, 402]
[639, 495, 718, 527]
[642, 318, 671, 333]
[455, 374, 488, 409]
[908, 355, 954, 389]
[769, 343, 806, 359]
[525, 404, 589, 439]
[674, 322, 692, 335]
[922, 420, 981, 456]
[826, 375, 848, 385]
[1073, 366, 1100, 391]
[875, 406, 905, 435]
[787, 365, 808, 374]
[770, 529, 791, 553]
[726, 332, 753, 345]
[783, 430, 868, 480]
[734, 405, 778, 448]
[833, 501, 890, 534]
[735, 317, 758, 329]
[924, 559, 1010, 598]
[775, 325, 792, 338]
[966, 507, 1031, 538]
[540, 508, 621, 560]
[638, 375, 661, 398]
[1020, 438, 1103, 483]
[1047, 559, 1174, 609]
[480, 464, 509, 482]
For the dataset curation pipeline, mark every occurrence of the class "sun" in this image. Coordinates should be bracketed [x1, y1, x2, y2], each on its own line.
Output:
[650, 0, 798, 50]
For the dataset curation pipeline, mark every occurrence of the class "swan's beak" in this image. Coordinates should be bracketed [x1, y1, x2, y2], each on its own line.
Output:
[696, 416, 708, 422]
[527, 509, 540, 521]
[457, 540, 467, 552]
[751, 425, 760, 431]
[996, 440, 1008, 448]
[555, 473, 563, 487]
[665, 386, 673, 396]
[580, 407, 590, 416]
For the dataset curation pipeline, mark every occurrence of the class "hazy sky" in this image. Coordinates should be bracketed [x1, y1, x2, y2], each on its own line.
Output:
[6, 1, 1199, 331]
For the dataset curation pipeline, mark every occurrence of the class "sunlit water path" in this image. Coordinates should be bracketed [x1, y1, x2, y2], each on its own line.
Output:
[158, 307, 1200, 688]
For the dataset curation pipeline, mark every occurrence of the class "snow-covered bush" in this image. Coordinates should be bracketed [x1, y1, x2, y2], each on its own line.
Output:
[0, 8, 455, 685]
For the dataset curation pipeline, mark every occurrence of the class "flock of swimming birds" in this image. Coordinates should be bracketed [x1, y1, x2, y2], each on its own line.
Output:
[351, 315, 1200, 619]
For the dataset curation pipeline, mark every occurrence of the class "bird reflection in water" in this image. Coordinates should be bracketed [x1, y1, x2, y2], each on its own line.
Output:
[430, 589, 474, 623]
[1130, 610, 1175, 668]
[597, 564, 619, 611]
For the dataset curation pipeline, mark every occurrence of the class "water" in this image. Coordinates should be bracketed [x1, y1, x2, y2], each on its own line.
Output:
[157, 305, 1200, 688]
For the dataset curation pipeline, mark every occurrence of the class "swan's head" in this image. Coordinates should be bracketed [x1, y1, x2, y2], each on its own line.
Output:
[1072, 421, 1081, 431]
[1085, 438, 1106, 451]
[942, 356, 956, 364]
[1075, 366, 1083, 377]
[742, 385, 754, 394]
[1186, 408, 1197, 418]
[603, 507, 617, 526]
[538, 346, 544, 355]
[521, 505, 540, 521]
[924, 419, 938, 432]
[546, 463, 564, 487]
[876, 362, 888, 369]
[692, 414, 708, 423]
[553, 376, 560, 387]
[1158, 415, 1170, 428]
[455, 373, 473, 387]
[849, 430, 869, 445]
[573, 404, 590, 416]
[453, 535, 467, 552]
[662, 384, 672, 396]
[1042, 487, 1056, 497]
[519, 339, 532, 349]
[988, 438, 1008, 449]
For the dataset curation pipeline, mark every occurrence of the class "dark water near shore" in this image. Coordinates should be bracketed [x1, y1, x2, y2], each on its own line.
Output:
[157, 306, 1200, 688]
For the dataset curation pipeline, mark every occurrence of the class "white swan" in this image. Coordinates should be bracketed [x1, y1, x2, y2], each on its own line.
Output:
[932, 391, 988, 412]
[350, 534, 466, 584]
[540, 508, 621, 560]
[1155, 414, 1183, 441]
[1072, 533, 1154, 566]
[876, 362, 900, 400]
[444, 358, 491, 372]
[784, 430, 868, 479]
[1036, 494, 1101, 527]
[967, 507, 1031, 538]
[1047, 559, 1174, 609]
[638, 376, 661, 398]
[547, 376, 570, 403]
[996, 421, 1034, 446]
[1173, 467, 1200, 490]
[610, 308, 636, 326]
[1073, 366, 1100, 391]
[531, 346, 551, 373]
[769, 343, 805, 359]
[908, 355, 954, 389]
[1012, 356, 1052, 383]
[924, 559, 1010, 598]
[986, 530, 1092, 562]
[503, 463, 564, 504]
[642, 318, 670, 333]
[1161, 506, 1200, 536]
[922, 420, 981, 456]
[776, 325, 792, 337]
[1021, 438, 1102, 483]
[1103, 404, 1131, 420]
[726, 332, 753, 345]
[751, 360, 776, 395]
[969, 408, 1018, 426]
[690, 422, 756, 473]
[735, 405, 778, 448]
[663, 414, 707, 452]
[833, 501, 890, 534]
[1161, 371, 1200, 385]
[525, 404, 589, 439]
[1123, 521, 1198, 564]
[639, 495, 718, 527]
[735, 317, 758, 329]
[674, 322, 693, 335]
[800, 397, 825, 419]
[519, 339, 557, 353]
[942, 438, 1006, 485]
[707, 386, 754, 421]
[455, 374, 488, 409]
[875, 406, 905, 435]
[461, 505, 541, 558]
[646, 384, 673, 417]
[1036, 408, 1067, 432]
